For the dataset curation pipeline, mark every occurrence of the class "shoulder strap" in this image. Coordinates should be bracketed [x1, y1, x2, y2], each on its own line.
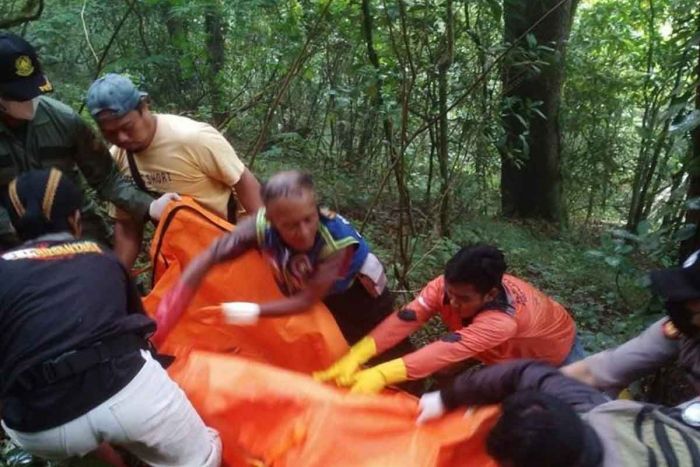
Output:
[126, 151, 158, 196]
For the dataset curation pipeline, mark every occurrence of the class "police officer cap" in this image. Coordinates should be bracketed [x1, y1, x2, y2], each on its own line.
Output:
[0, 32, 53, 101]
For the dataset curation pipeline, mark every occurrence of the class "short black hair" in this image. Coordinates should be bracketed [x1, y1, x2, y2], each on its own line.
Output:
[261, 170, 315, 205]
[486, 391, 587, 467]
[444, 244, 506, 294]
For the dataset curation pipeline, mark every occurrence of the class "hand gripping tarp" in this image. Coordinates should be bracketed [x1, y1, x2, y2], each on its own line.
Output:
[143, 199, 499, 466]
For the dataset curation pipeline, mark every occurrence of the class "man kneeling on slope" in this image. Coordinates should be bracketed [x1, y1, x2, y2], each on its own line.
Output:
[315, 244, 584, 394]
[0, 169, 220, 466]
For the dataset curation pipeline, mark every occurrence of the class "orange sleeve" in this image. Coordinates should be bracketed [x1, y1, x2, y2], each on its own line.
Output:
[369, 277, 442, 354]
[403, 311, 518, 379]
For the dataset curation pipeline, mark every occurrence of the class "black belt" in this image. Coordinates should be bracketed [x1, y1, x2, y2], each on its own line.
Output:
[12, 334, 151, 392]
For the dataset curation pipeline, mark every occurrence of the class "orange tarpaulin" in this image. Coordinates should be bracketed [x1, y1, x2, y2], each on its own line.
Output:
[170, 349, 499, 467]
[143, 200, 499, 466]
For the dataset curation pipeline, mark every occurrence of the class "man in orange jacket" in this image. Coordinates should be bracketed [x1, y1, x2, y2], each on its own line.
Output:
[315, 244, 583, 394]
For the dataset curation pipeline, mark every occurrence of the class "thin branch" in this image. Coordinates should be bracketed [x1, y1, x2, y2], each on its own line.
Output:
[78, 1, 135, 114]
[216, 71, 279, 131]
[124, 0, 152, 57]
[247, 0, 334, 168]
[359, 151, 402, 232]
[93, 1, 135, 79]
[81, 0, 100, 65]
[405, 241, 444, 277]
[405, 0, 573, 148]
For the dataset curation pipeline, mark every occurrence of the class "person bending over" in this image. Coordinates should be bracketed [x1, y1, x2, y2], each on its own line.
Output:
[417, 359, 700, 466]
[315, 244, 582, 394]
[0, 169, 220, 466]
[86, 73, 262, 268]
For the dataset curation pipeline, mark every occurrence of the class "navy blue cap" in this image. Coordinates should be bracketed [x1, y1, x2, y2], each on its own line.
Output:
[86, 73, 147, 118]
[0, 32, 53, 101]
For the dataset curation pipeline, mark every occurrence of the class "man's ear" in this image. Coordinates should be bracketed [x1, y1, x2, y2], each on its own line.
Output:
[484, 286, 500, 302]
[137, 96, 151, 114]
[67, 209, 82, 238]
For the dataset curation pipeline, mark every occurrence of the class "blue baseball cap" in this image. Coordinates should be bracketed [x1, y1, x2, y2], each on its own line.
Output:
[86, 73, 147, 118]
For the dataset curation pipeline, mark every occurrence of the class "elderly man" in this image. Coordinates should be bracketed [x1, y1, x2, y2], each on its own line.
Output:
[151, 170, 413, 362]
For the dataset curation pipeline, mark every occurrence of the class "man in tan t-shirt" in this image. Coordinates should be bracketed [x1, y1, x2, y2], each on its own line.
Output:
[86, 74, 262, 268]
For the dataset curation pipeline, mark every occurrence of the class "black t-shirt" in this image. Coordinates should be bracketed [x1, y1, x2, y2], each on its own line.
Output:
[0, 234, 155, 431]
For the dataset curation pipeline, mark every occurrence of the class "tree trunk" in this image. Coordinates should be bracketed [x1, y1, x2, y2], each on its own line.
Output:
[436, 0, 453, 236]
[161, 3, 189, 103]
[680, 26, 700, 260]
[204, 0, 227, 126]
[500, 0, 579, 224]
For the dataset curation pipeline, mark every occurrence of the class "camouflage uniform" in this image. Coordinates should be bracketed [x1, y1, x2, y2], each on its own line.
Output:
[0, 96, 152, 247]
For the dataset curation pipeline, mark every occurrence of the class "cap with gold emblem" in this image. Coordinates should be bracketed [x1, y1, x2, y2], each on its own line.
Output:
[0, 32, 53, 101]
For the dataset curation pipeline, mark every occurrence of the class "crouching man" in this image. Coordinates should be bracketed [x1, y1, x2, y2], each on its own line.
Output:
[315, 244, 581, 394]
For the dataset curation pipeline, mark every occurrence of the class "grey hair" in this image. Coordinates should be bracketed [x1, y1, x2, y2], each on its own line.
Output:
[261, 170, 315, 204]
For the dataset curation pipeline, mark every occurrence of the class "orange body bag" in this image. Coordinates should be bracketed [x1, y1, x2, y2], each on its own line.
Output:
[143, 200, 498, 466]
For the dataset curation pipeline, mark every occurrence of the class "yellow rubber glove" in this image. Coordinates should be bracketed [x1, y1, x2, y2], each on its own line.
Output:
[349, 358, 407, 394]
[313, 336, 377, 386]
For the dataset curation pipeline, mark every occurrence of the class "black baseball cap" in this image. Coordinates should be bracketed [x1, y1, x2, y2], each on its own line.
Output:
[0, 32, 53, 101]
[650, 249, 700, 302]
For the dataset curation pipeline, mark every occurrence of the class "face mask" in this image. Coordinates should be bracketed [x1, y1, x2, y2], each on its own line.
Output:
[667, 301, 700, 339]
[0, 96, 40, 121]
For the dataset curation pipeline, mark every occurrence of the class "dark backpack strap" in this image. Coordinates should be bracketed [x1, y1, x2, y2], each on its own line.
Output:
[126, 151, 159, 198]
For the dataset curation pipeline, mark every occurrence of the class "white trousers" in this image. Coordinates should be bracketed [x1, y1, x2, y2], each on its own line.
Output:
[3, 350, 221, 467]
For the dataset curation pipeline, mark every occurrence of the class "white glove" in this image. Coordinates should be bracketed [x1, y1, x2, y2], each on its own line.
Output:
[149, 193, 181, 221]
[221, 302, 261, 325]
[416, 391, 447, 425]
